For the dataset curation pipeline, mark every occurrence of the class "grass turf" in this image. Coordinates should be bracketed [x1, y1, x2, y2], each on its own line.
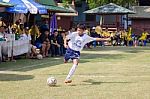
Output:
[0, 46, 150, 99]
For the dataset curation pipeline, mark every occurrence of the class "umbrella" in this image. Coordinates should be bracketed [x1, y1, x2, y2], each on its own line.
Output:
[0, 0, 47, 14]
[27, 0, 47, 14]
[0, 1, 13, 7]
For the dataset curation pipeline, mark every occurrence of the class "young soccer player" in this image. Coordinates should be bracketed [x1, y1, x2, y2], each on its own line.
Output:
[64, 24, 110, 83]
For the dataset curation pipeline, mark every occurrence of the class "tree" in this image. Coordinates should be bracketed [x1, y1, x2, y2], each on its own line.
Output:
[62, 0, 138, 9]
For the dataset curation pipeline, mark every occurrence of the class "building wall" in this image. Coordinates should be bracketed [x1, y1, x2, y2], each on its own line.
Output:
[131, 19, 150, 35]
[57, 16, 72, 31]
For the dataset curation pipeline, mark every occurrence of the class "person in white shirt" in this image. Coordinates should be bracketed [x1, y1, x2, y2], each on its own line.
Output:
[0, 26, 5, 39]
[19, 28, 37, 58]
[64, 24, 110, 83]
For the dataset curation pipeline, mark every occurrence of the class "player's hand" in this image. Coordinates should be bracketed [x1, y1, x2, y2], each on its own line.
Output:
[104, 37, 111, 41]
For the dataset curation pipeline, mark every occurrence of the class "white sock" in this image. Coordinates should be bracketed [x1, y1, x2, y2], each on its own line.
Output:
[66, 64, 78, 80]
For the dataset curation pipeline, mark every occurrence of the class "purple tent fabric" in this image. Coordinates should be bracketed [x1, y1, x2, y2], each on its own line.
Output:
[50, 14, 57, 33]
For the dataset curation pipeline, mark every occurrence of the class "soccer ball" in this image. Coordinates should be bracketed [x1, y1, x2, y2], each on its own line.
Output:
[47, 77, 57, 86]
[37, 54, 43, 60]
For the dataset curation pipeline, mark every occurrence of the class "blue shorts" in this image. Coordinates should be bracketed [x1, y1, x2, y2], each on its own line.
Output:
[64, 48, 80, 61]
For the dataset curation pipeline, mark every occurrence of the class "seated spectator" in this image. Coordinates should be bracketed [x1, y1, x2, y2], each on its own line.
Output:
[38, 29, 51, 57]
[40, 19, 49, 34]
[50, 30, 60, 57]
[0, 17, 6, 27]
[90, 27, 99, 47]
[29, 24, 40, 45]
[19, 27, 37, 58]
[58, 31, 66, 55]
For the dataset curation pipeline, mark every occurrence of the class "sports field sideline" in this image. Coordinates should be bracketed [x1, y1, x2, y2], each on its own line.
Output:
[0, 46, 150, 99]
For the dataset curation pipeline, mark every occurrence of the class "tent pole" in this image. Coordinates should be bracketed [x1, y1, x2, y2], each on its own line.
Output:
[126, 14, 129, 30]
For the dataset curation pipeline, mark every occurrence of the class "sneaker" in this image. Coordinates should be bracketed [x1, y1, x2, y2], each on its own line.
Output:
[64, 79, 72, 84]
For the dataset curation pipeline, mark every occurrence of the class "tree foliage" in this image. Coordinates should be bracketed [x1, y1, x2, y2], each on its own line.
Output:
[62, 0, 138, 9]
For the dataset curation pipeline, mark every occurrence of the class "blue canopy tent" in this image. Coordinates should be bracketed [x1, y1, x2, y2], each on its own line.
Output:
[0, 0, 47, 14]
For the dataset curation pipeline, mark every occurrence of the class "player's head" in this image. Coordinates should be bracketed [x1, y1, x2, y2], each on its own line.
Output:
[77, 24, 86, 35]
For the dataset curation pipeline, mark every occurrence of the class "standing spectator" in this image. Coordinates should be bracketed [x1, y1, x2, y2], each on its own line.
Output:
[139, 29, 149, 46]
[120, 29, 127, 46]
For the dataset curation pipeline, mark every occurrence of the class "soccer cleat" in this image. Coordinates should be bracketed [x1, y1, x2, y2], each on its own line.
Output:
[64, 79, 72, 84]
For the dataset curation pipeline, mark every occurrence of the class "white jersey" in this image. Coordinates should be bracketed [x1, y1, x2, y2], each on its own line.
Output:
[19, 33, 31, 41]
[66, 32, 96, 51]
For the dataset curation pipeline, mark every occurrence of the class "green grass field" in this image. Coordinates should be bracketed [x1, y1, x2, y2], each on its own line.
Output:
[0, 46, 150, 99]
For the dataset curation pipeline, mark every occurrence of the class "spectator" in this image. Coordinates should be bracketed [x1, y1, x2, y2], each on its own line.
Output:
[11, 20, 22, 35]
[59, 31, 66, 55]
[50, 30, 60, 57]
[0, 26, 5, 39]
[29, 24, 40, 44]
[40, 19, 49, 34]
[90, 27, 98, 48]
[0, 26, 6, 62]
[19, 27, 37, 58]
[139, 29, 149, 46]
[0, 17, 6, 27]
[38, 29, 51, 57]
[120, 29, 127, 46]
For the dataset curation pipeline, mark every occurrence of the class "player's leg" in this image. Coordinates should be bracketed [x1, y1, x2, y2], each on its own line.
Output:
[63, 48, 70, 63]
[41, 43, 46, 57]
[65, 59, 79, 83]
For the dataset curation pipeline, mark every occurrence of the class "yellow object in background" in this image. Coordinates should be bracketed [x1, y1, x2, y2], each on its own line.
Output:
[95, 26, 102, 35]
[139, 32, 149, 40]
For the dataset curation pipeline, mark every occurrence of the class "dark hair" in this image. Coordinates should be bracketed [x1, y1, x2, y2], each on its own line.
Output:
[44, 28, 49, 32]
[53, 30, 58, 33]
[0, 26, 5, 28]
[77, 23, 86, 30]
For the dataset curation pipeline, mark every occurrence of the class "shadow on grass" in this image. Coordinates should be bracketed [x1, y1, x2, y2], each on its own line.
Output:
[84, 46, 149, 53]
[0, 46, 144, 72]
[0, 52, 127, 72]
[0, 73, 34, 81]
[0, 57, 90, 72]
[82, 79, 133, 85]
[47, 85, 61, 87]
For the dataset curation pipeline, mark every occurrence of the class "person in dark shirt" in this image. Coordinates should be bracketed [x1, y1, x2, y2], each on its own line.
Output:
[90, 27, 99, 47]
[38, 29, 51, 57]
[58, 31, 66, 56]
[50, 30, 60, 57]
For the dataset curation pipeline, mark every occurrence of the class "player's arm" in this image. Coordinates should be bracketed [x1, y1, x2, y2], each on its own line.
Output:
[64, 32, 76, 48]
[95, 37, 111, 41]
[64, 36, 69, 48]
